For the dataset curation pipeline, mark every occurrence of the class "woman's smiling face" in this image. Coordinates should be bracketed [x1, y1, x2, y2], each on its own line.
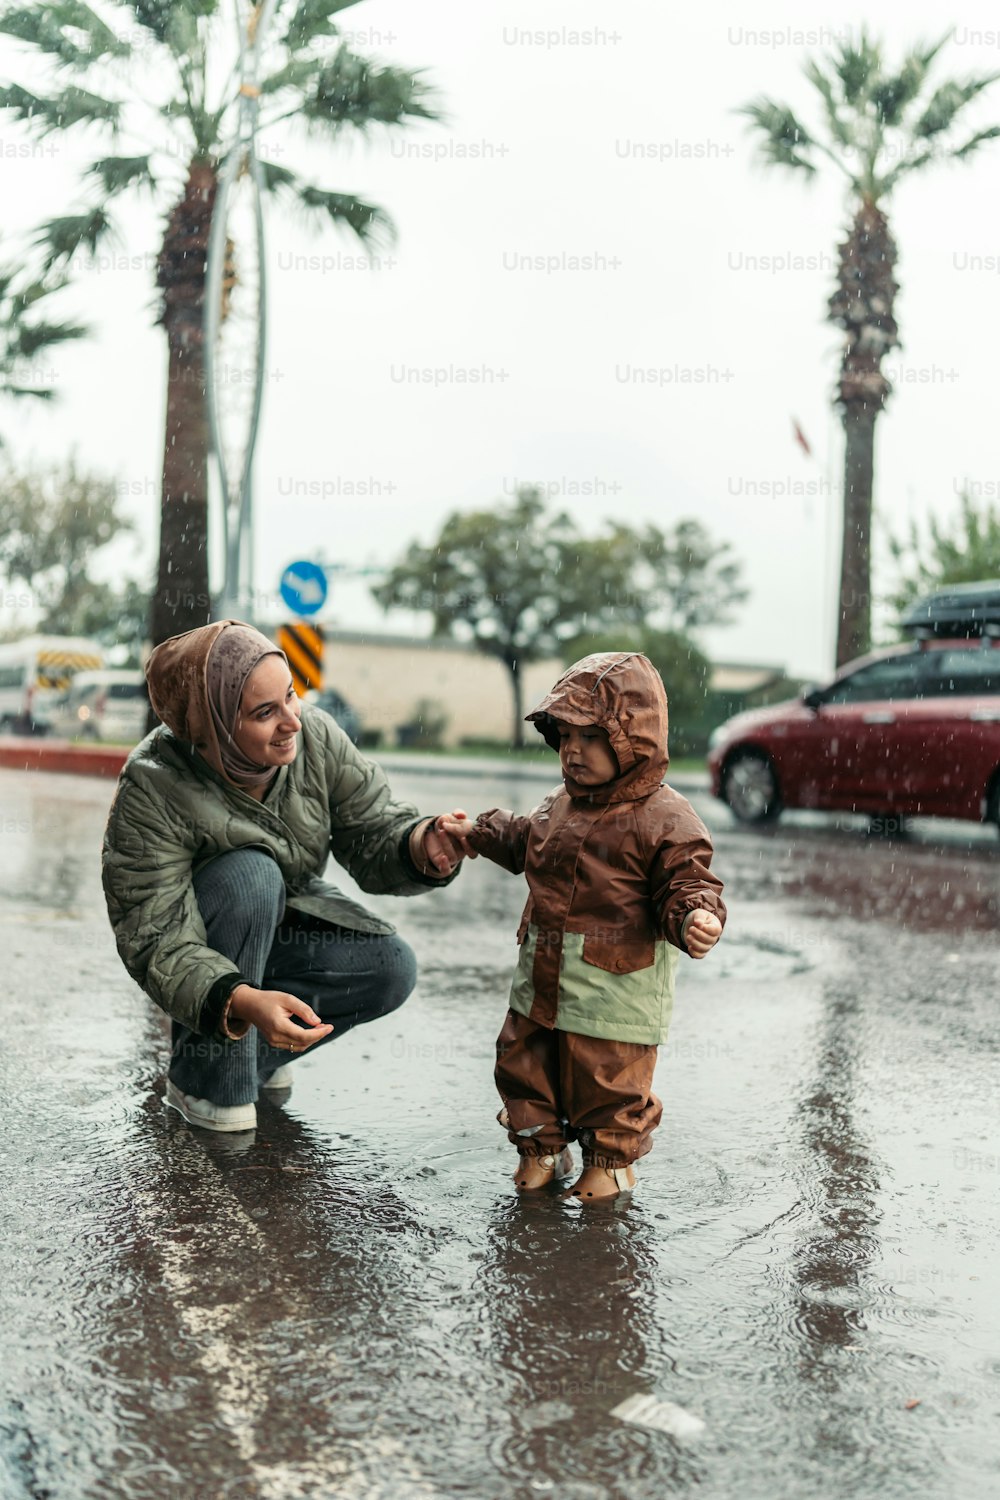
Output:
[234, 655, 301, 767]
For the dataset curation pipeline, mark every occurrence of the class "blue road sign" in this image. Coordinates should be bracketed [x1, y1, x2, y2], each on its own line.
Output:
[280, 561, 328, 617]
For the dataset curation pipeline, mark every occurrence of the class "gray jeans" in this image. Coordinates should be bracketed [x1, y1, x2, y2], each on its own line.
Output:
[168, 849, 417, 1106]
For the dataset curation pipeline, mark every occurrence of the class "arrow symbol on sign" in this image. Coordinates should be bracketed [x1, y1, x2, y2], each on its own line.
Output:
[286, 570, 325, 605]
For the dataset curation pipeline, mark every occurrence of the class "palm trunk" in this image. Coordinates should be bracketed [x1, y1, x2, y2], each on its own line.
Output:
[837, 407, 877, 666]
[828, 199, 898, 668]
[149, 163, 218, 653]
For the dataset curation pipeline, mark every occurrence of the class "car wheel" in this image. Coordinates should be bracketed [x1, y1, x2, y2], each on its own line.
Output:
[722, 750, 782, 824]
[987, 775, 1000, 838]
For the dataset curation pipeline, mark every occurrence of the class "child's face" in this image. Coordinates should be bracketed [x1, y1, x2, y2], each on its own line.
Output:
[553, 718, 619, 786]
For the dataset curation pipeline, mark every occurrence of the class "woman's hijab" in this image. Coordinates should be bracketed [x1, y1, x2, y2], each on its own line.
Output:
[145, 620, 288, 789]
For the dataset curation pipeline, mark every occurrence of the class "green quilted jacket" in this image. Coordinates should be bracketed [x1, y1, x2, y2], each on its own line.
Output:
[102, 704, 445, 1037]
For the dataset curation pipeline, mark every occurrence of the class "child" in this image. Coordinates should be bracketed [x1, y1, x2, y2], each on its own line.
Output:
[442, 652, 725, 1203]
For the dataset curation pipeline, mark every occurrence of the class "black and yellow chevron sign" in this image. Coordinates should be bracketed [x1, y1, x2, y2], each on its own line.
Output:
[278, 623, 324, 695]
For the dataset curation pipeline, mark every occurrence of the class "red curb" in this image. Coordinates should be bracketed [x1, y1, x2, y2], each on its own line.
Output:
[0, 736, 128, 778]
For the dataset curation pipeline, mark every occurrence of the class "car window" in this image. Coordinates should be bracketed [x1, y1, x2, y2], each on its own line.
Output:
[108, 683, 146, 700]
[823, 654, 931, 705]
[0, 666, 26, 688]
[922, 648, 1000, 697]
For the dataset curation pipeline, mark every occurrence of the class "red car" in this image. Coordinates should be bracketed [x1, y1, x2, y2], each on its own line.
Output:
[708, 583, 1000, 832]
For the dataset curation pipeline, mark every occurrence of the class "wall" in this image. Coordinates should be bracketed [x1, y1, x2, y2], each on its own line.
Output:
[307, 630, 563, 747]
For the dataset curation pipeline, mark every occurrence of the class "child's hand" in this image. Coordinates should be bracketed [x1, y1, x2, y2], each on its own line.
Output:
[684, 910, 722, 959]
[433, 809, 479, 861]
[411, 809, 474, 876]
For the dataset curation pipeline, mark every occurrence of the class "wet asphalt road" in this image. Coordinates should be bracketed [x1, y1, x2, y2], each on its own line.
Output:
[0, 763, 998, 1500]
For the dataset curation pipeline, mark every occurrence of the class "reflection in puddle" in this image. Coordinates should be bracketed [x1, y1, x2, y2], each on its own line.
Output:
[719, 821, 1000, 933]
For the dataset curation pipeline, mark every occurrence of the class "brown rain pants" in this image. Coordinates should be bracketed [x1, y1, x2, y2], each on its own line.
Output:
[495, 1009, 662, 1168]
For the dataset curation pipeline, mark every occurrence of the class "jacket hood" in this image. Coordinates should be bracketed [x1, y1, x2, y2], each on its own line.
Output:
[526, 652, 669, 803]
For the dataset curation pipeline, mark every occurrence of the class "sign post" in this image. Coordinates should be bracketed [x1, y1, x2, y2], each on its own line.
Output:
[278, 561, 329, 696]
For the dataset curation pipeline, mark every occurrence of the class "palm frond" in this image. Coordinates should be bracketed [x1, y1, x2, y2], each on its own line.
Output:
[879, 148, 935, 192]
[911, 32, 953, 73]
[162, 3, 201, 66]
[301, 50, 437, 131]
[870, 48, 938, 126]
[802, 59, 853, 148]
[832, 30, 883, 107]
[55, 1, 128, 43]
[163, 95, 218, 155]
[34, 208, 116, 270]
[294, 185, 394, 246]
[249, 163, 396, 248]
[257, 160, 299, 196]
[12, 319, 87, 359]
[0, 82, 121, 135]
[738, 97, 817, 174]
[0, 4, 127, 66]
[85, 154, 156, 196]
[281, 0, 361, 53]
[127, 0, 181, 45]
[260, 57, 323, 97]
[951, 124, 1000, 160]
[0, 84, 50, 124]
[2, 384, 56, 400]
[3, 274, 68, 317]
[1, 253, 89, 414]
[914, 74, 1000, 138]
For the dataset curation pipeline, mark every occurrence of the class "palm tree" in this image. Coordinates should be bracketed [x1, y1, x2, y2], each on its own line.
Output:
[0, 0, 436, 648]
[740, 30, 1000, 666]
[1, 252, 87, 445]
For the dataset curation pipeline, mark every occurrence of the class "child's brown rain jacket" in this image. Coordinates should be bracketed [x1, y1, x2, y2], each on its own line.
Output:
[469, 652, 726, 1044]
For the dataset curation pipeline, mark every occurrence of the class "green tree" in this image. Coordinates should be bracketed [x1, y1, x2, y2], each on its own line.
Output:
[53, 576, 151, 662]
[561, 522, 748, 756]
[373, 488, 643, 747]
[1, 0, 436, 650]
[602, 519, 749, 633]
[886, 490, 1000, 622]
[373, 489, 748, 747]
[1, 251, 86, 441]
[740, 30, 1000, 666]
[0, 460, 148, 646]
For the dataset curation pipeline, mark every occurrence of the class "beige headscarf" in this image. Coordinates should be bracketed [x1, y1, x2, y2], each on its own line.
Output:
[145, 620, 288, 789]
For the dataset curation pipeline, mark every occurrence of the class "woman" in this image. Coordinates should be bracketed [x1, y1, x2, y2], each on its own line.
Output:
[102, 620, 468, 1133]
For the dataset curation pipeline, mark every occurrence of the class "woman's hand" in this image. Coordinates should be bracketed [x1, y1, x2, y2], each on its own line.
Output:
[228, 984, 334, 1050]
[410, 809, 476, 876]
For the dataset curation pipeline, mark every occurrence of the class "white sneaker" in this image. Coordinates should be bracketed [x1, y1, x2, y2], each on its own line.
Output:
[165, 1079, 257, 1133]
[260, 1065, 294, 1093]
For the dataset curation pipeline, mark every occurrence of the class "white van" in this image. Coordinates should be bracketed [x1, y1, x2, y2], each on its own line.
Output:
[0, 635, 105, 734]
[47, 669, 148, 743]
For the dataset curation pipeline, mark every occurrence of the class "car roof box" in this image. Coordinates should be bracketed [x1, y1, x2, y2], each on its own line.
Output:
[901, 580, 1000, 638]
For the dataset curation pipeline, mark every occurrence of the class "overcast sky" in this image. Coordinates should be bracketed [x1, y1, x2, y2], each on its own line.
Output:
[2, 0, 999, 679]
